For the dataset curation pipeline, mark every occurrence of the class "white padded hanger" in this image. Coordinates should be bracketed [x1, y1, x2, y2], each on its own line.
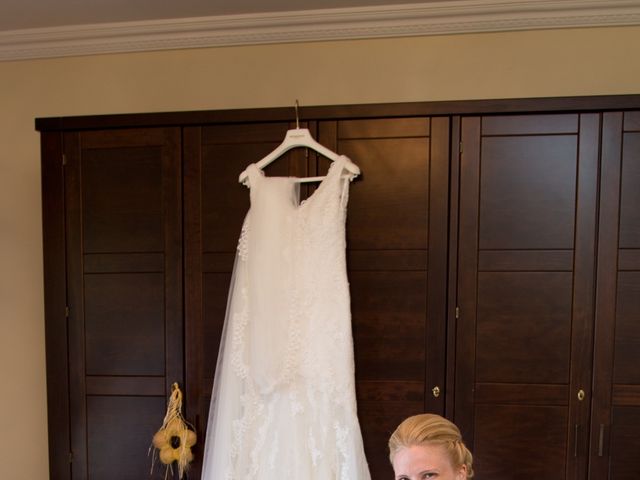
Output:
[238, 102, 360, 185]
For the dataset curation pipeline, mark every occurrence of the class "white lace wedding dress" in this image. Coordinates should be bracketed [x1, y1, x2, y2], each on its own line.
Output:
[201, 156, 371, 480]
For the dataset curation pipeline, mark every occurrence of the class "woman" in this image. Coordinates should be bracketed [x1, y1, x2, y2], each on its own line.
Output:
[388, 413, 474, 479]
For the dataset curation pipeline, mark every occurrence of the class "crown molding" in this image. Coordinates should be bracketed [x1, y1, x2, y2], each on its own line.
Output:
[2, 0, 640, 61]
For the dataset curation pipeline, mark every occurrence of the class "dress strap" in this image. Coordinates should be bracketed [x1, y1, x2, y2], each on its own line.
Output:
[336, 155, 359, 182]
[336, 156, 357, 210]
[241, 163, 263, 188]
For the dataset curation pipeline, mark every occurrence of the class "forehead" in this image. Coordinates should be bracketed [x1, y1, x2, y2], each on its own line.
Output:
[392, 444, 454, 474]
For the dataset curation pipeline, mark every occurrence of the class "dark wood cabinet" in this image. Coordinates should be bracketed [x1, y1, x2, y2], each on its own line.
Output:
[455, 114, 599, 479]
[452, 111, 640, 479]
[590, 111, 640, 479]
[60, 128, 184, 479]
[38, 98, 640, 480]
[324, 117, 450, 478]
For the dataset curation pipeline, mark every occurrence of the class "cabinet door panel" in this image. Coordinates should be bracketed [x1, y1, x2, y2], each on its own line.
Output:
[619, 131, 640, 247]
[341, 136, 430, 249]
[591, 112, 640, 478]
[329, 117, 449, 480]
[474, 405, 568, 478]
[84, 273, 165, 376]
[86, 396, 166, 480]
[64, 128, 182, 480]
[479, 135, 577, 249]
[185, 117, 450, 480]
[610, 406, 640, 478]
[351, 270, 427, 381]
[614, 272, 640, 384]
[456, 114, 599, 480]
[481, 113, 579, 136]
[476, 272, 573, 384]
[82, 146, 164, 252]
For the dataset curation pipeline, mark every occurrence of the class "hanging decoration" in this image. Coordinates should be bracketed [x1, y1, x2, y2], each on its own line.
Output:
[150, 383, 197, 479]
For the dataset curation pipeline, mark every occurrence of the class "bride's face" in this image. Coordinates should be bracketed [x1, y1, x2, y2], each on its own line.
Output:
[392, 444, 467, 480]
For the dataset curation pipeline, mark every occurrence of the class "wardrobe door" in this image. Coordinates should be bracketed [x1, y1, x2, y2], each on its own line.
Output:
[456, 114, 600, 479]
[42, 130, 71, 480]
[590, 111, 640, 478]
[64, 128, 183, 480]
[319, 117, 450, 479]
[184, 118, 450, 480]
[183, 121, 312, 478]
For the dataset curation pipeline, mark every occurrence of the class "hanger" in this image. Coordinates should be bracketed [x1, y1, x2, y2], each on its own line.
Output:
[238, 100, 360, 185]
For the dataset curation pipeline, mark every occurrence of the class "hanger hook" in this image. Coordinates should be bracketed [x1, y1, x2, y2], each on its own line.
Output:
[294, 99, 300, 129]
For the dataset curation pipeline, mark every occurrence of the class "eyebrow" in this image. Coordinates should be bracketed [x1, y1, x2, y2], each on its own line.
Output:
[395, 468, 439, 478]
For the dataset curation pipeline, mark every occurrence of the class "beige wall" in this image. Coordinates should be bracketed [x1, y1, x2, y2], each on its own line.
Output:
[1, 26, 638, 479]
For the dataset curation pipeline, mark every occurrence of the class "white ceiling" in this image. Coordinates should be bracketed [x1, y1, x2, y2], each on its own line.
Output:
[0, 0, 438, 31]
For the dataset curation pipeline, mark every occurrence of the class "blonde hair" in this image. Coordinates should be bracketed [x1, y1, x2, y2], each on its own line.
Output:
[388, 413, 474, 478]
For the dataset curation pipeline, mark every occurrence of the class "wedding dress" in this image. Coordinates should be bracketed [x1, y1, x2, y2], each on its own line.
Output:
[201, 155, 371, 479]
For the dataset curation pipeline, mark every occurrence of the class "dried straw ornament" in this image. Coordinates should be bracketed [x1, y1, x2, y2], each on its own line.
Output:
[150, 383, 197, 479]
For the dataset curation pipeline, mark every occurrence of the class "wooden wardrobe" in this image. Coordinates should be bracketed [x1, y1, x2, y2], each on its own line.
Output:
[38, 97, 640, 480]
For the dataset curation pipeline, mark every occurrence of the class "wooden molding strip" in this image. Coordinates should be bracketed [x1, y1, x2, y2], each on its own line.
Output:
[3, 0, 640, 61]
[34, 95, 640, 132]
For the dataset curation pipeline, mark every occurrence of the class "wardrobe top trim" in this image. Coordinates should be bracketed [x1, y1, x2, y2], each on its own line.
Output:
[35, 94, 640, 132]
